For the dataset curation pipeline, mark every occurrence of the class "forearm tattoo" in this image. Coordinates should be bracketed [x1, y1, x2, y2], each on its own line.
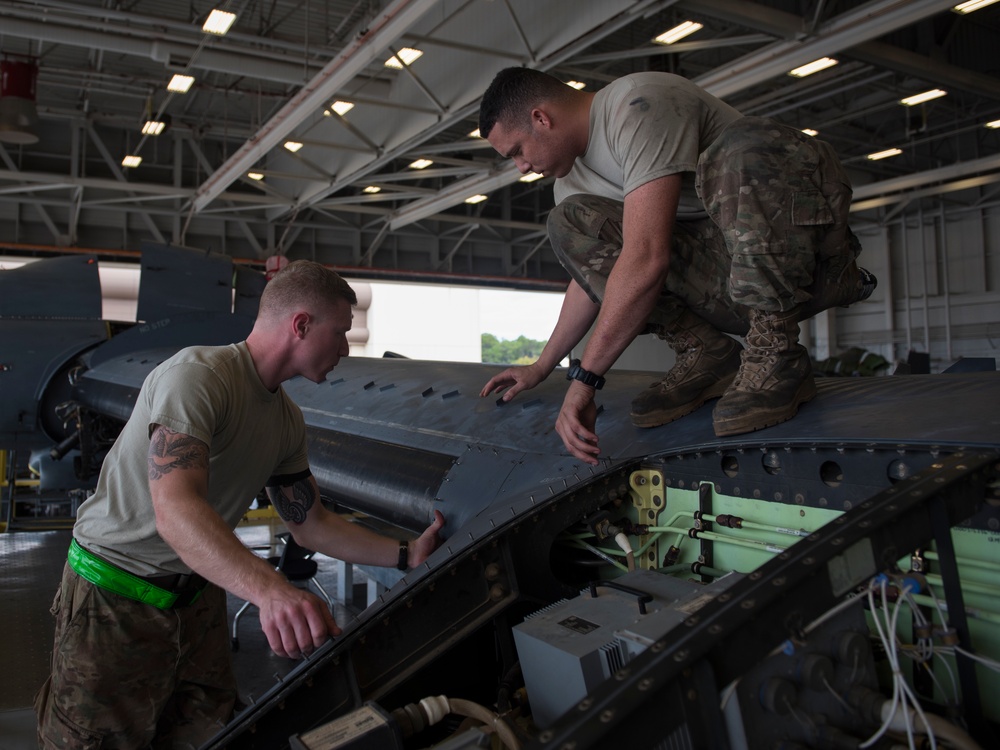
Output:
[148, 426, 209, 481]
[272, 479, 314, 525]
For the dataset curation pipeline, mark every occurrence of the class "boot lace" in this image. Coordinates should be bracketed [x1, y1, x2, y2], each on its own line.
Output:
[734, 313, 787, 391]
[651, 331, 700, 390]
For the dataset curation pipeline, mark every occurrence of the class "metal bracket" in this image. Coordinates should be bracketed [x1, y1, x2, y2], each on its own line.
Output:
[630, 468, 665, 569]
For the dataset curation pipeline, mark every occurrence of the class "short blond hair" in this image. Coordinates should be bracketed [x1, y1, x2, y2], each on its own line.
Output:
[257, 260, 356, 321]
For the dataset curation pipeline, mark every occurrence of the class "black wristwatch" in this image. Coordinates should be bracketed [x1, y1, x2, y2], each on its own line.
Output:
[566, 359, 606, 390]
[396, 540, 409, 571]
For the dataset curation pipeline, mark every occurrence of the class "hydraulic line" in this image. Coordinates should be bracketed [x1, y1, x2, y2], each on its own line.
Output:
[697, 512, 813, 538]
[923, 573, 1000, 599]
[909, 594, 1000, 626]
[924, 549, 1000, 573]
[691, 529, 787, 554]
[569, 539, 628, 572]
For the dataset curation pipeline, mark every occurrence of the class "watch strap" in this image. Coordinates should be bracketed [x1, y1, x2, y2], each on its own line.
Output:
[566, 359, 606, 390]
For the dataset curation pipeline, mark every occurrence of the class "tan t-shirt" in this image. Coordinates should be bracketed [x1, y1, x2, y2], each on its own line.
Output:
[554, 72, 743, 218]
[73, 341, 309, 575]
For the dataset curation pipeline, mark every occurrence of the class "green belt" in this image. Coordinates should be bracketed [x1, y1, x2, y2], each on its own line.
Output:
[68, 539, 205, 609]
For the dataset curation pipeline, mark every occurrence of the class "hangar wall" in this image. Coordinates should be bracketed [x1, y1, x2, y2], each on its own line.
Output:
[840, 198, 1000, 370]
[4, 186, 999, 375]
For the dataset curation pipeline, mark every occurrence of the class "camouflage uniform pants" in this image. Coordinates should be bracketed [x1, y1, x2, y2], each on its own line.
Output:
[35, 563, 237, 750]
[547, 117, 861, 333]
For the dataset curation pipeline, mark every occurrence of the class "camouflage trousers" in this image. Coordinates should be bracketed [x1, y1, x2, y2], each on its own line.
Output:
[547, 116, 862, 334]
[35, 563, 237, 750]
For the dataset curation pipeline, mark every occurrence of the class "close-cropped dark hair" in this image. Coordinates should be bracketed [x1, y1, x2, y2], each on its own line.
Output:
[258, 260, 357, 321]
[479, 67, 575, 138]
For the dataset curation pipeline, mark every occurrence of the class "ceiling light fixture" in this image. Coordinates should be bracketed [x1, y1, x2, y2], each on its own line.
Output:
[141, 120, 166, 136]
[867, 147, 902, 161]
[363, 186, 381, 194]
[953, 0, 1000, 14]
[986, 119, 1000, 129]
[566, 81, 586, 90]
[801, 128, 819, 137]
[900, 89, 947, 106]
[329, 101, 354, 116]
[167, 74, 195, 94]
[464, 194, 488, 204]
[385, 48, 423, 69]
[788, 58, 839, 78]
[408, 158, 433, 169]
[519, 172, 543, 183]
[653, 21, 703, 45]
[121, 155, 142, 168]
[202, 9, 236, 35]
[247, 172, 264, 181]
[284, 141, 303, 153]
[469, 128, 481, 138]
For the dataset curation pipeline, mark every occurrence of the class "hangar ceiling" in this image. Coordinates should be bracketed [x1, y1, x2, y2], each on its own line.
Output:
[0, 0, 998, 286]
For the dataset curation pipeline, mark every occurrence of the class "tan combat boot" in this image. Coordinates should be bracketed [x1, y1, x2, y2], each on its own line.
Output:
[712, 308, 816, 436]
[630, 311, 743, 428]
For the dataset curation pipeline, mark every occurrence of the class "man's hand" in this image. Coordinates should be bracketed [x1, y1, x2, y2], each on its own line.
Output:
[409, 509, 445, 567]
[480, 362, 547, 403]
[258, 585, 342, 659]
[555, 380, 601, 465]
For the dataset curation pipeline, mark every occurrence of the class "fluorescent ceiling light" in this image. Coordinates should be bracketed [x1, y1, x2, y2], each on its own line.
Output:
[788, 58, 838, 78]
[329, 101, 354, 116]
[284, 141, 303, 153]
[801, 128, 819, 137]
[363, 186, 381, 194]
[167, 74, 195, 93]
[654, 21, 703, 45]
[986, 119, 1000, 129]
[953, 0, 1000, 14]
[519, 172, 543, 183]
[867, 147, 902, 161]
[385, 48, 423, 69]
[202, 9, 236, 35]
[121, 155, 142, 168]
[142, 120, 166, 136]
[900, 89, 947, 106]
[566, 81, 586, 90]
[247, 172, 264, 181]
[469, 128, 481, 138]
[464, 194, 488, 204]
[408, 158, 433, 169]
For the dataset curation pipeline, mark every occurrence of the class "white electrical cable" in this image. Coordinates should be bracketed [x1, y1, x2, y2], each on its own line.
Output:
[613, 531, 636, 572]
[861, 578, 940, 750]
[822, 674, 853, 713]
[803, 589, 867, 636]
[900, 650, 957, 708]
[884, 581, 917, 747]
[861, 581, 902, 749]
[942, 645, 1000, 673]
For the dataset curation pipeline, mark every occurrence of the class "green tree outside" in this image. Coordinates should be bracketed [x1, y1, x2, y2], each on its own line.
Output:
[481, 333, 547, 365]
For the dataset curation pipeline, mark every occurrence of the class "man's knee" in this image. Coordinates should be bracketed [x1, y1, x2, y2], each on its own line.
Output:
[547, 194, 624, 252]
[546, 195, 626, 303]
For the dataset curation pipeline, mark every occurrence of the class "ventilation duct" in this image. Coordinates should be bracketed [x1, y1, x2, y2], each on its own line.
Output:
[0, 59, 40, 145]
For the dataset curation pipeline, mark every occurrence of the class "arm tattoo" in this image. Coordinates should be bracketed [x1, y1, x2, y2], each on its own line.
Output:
[273, 479, 315, 525]
[148, 426, 209, 481]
